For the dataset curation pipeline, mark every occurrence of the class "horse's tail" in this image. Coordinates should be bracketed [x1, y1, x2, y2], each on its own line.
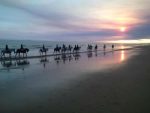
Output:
[0, 51, 3, 58]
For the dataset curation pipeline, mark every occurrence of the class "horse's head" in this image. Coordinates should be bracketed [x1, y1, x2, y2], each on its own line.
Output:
[26, 48, 29, 52]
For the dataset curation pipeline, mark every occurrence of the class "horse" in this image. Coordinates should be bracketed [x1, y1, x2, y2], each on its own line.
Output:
[61, 46, 67, 53]
[112, 44, 114, 49]
[1, 49, 15, 58]
[73, 46, 81, 53]
[103, 44, 106, 50]
[66, 45, 73, 53]
[87, 45, 93, 51]
[15, 48, 29, 57]
[95, 45, 98, 51]
[54, 47, 61, 54]
[39, 48, 48, 56]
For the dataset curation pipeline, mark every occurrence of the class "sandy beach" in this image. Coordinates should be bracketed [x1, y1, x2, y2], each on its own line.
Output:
[0, 45, 150, 113]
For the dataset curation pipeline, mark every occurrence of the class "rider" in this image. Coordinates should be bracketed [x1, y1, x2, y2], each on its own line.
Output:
[43, 44, 45, 50]
[77, 44, 79, 49]
[21, 44, 24, 50]
[56, 44, 58, 48]
[63, 44, 66, 49]
[95, 44, 98, 50]
[112, 44, 114, 49]
[5, 44, 9, 51]
[103, 44, 106, 50]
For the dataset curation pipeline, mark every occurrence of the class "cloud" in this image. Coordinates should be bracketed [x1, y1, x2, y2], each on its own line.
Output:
[0, 0, 150, 41]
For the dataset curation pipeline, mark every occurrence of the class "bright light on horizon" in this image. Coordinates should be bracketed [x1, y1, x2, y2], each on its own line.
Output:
[98, 39, 150, 44]
[120, 27, 126, 32]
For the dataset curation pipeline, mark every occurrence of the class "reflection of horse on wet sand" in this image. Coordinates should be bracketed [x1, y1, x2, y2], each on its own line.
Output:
[0, 59, 30, 71]
[16, 59, 30, 66]
[54, 53, 78, 64]
[87, 51, 93, 58]
[40, 56, 49, 68]
[16, 59, 30, 70]
[54, 55, 61, 64]
[1, 60, 16, 69]
[73, 53, 81, 61]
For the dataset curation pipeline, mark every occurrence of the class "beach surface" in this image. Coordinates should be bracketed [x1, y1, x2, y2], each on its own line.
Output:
[0, 46, 150, 113]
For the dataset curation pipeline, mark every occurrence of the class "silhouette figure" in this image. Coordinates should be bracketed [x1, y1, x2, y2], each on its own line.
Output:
[15, 44, 29, 58]
[95, 44, 98, 51]
[112, 44, 114, 49]
[1, 45, 15, 58]
[103, 44, 106, 50]
[40, 44, 48, 56]
[5, 44, 9, 50]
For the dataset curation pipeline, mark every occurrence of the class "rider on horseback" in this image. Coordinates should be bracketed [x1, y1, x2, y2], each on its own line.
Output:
[21, 44, 24, 50]
[95, 44, 98, 50]
[62, 44, 66, 49]
[5, 44, 9, 51]
[43, 44, 45, 50]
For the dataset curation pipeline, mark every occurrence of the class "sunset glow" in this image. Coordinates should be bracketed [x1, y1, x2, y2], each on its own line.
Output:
[121, 50, 125, 62]
[104, 39, 150, 44]
[120, 27, 126, 32]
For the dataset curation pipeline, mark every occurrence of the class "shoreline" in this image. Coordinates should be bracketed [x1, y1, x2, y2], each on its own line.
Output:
[0, 46, 140, 61]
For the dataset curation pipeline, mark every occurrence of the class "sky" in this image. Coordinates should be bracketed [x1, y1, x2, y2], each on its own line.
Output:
[0, 0, 150, 41]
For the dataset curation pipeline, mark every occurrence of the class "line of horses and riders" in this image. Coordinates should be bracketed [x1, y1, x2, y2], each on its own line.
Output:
[0, 44, 115, 59]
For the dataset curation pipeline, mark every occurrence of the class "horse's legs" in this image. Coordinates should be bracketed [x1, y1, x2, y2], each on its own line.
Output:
[9, 53, 11, 58]
[26, 52, 27, 57]
[4, 53, 5, 58]
[15, 53, 17, 58]
[1, 52, 3, 58]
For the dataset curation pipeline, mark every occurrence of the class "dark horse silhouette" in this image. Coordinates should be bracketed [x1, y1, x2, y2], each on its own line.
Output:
[61, 44, 67, 53]
[39, 45, 48, 56]
[15, 44, 29, 57]
[103, 44, 106, 51]
[112, 44, 114, 49]
[87, 44, 93, 51]
[1, 45, 15, 58]
[73, 45, 81, 53]
[95, 45, 98, 51]
[54, 45, 61, 54]
[66, 45, 73, 53]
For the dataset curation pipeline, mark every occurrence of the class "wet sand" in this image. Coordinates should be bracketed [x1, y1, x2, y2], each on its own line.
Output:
[0, 46, 150, 113]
